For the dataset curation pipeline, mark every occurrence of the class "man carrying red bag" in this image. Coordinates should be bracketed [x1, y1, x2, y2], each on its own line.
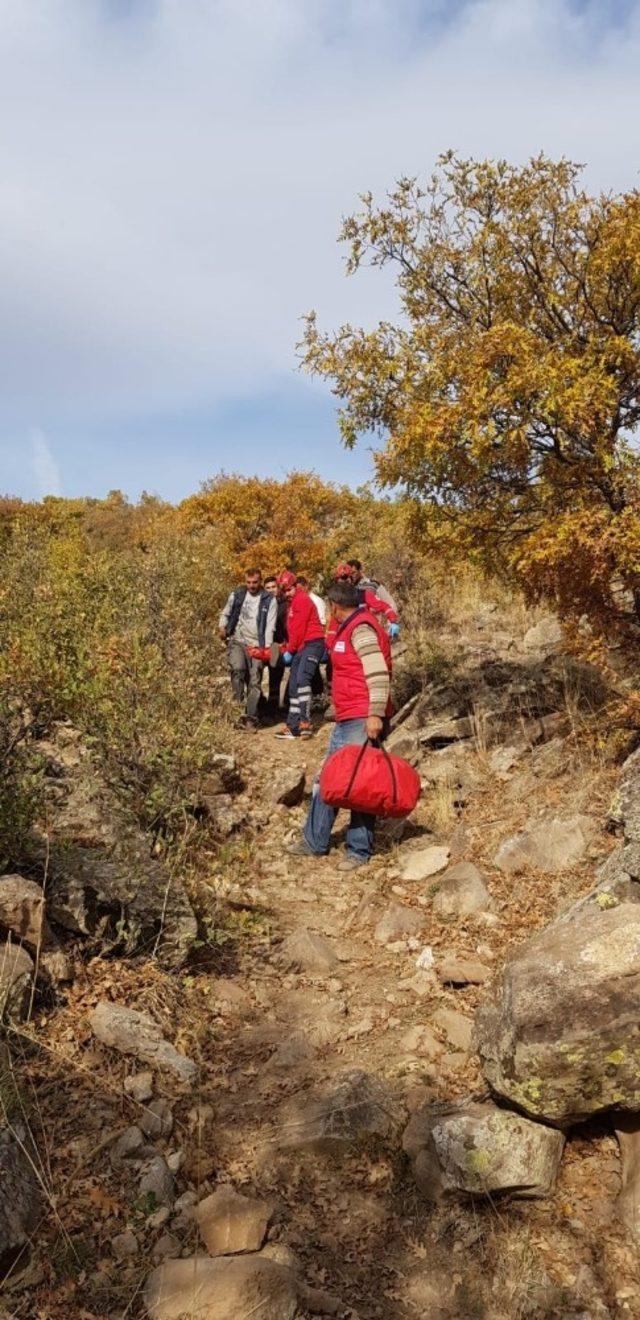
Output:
[288, 578, 392, 871]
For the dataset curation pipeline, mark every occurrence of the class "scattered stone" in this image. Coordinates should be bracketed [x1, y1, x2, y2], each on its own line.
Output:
[195, 1185, 271, 1256]
[280, 1068, 401, 1152]
[0, 875, 51, 947]
[89, 1002, 197, 1084]
[139, 1156, 175, 1208]
[269, 1031, 316, 1069]
[214, 980, 253, 1016]
[110, 1125, 144, 1170]
[400, 1025, 443, 1059]
[489, 746, 525, 777]
[111, 1229, 139, 1260]
[437, 957, 491, 986]
[278, 928, 339, 974]
[166, 1151, 184, 1174]
[495, 815, 591, 874]
[0, 941, 33, 1021]
[152, 1232, 180, 1261]
[148, 1206, 171, 1230]
[476, 895, 640, 1124]
[374, 902, 424, 944]
[144, 1255, 298, 1320]
[124, 1071, 154, 1104]
[0, 1121, 42, 1262]
[139, 1098, 173, 1140]
[399, 845, 451, 883]
[432, 862, 490, 917]
[403, 1100, 565, 1201]
[522, 615, 563, 655]
[432, 1008, 473, 1053]
[269, 768, 306, 808]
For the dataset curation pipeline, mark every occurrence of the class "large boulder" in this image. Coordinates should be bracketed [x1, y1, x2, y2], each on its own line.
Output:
[403, 1100, 565, 1201]
[33, 726, 198, 966]
[475, 892, 640, 1125]
[195, 1185, 271, 1255]
[0, 876, 52, 948]
[144, 1254, 298, 1320]
[494, 815, 591, 875]
[0, 941, 34, 1022]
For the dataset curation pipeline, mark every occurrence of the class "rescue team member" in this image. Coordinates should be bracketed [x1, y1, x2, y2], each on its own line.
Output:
[274, 571, 325, 740]
[289, 579, 392, 870]
[296, 576, 327, 697]
[219, 569, 277, 731]
[332, 564, 400, 640]
[347, 559, 398, 615]
[264, 574, 288, 714]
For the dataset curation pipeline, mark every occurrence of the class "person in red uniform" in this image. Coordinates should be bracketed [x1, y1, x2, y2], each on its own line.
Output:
[274, 570, 325, 739]
[331, 563, 400, 639]
[288, 579, 392, 869]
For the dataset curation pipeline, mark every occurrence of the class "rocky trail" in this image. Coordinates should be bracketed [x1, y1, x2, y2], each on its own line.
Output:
[4, 608, 640, 1317]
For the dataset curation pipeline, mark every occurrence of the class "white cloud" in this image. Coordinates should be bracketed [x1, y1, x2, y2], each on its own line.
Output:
[0, 0, 638, 430]
[30, 428, 62, 497]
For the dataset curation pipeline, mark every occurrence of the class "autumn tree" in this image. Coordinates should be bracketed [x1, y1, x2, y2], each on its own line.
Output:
[301, 154, 640, 628]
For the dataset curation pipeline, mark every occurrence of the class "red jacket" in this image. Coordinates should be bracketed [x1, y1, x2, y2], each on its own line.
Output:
[328, 608, 393, 722]
[361, 588, 398, 625]
[286, 587, 325, 652]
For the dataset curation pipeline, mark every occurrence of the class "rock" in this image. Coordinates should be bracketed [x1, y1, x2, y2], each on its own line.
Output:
[124, 1071, 154, 1103]
[166, 1150, 184, 1174]
[615, 1117, 640, 1236]
[139, 1098, 173, 1140]
[195, 1185, 271, 1255]
[476, 895, 640, 1125]
[280, 1069, 401, 1152]
[110, 1125, 145, 1170]
[0, 875, 51, 947]
[0, 1122, 42, 1263]
[495, 816, 591, 874]
[298, 1282, 347, 1315]
[269, 1031, 316, 1070]
[89, 1003, 197, 1084]
[417, 717, 473, 747]
[374, 903, 424, 944]
[278, 928, 339, 974]
[522, 616, 563, 655]
[399, 846, 450, 883]
[432, 1008, 473, 1053]
[611, 746, 640, 843]
[400, 1025, 443, 1060]
[385, 729, 420, 761]
[139, 1156, 175, 1208]
[144, 1255, 298, 1320]
[0, 941, 34, 1021]
[269, 769, 306, 808]
[39, 946, 73, 984]
[437, 957, 491, 985]
[214, 980, 253, 1016]
[112, 1229, 139, 1260]
[34, 725, 197, 966]
[403, 1100, 565, 1201]
[153, 1233, 180, 1261]
[432, 863, 490, 917]
[489, 745, 525, 777]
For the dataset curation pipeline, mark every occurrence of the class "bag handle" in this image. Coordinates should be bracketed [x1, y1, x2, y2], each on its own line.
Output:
[344, 737, 398, 810]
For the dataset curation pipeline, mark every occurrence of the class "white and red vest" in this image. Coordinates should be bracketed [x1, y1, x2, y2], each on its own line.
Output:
[329, 608, 393, 722]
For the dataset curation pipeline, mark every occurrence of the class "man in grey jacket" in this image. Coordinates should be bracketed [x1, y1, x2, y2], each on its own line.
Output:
[219, 569, 277, 730]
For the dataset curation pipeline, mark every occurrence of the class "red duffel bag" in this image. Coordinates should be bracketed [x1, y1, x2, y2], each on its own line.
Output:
[319, 739, 421, 820]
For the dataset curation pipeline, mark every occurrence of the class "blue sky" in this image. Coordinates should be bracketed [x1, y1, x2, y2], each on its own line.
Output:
[1, 0, 640, 504]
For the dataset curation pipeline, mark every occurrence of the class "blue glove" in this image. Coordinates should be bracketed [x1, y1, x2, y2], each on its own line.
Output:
[389, 623, 401, 640]
[282, 651, 293, 666]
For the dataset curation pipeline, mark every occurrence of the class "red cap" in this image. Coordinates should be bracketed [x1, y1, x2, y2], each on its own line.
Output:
[277, 569, 297, 590]
[333, 562, 353, 580]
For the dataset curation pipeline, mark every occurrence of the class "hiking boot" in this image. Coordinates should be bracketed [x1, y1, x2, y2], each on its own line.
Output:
[274, 725, 296, 740]
[244, 719, 258, 734]
[299, 721, 313, 739]
[287, 839, 317, 857]
[337, 854, 369, 873]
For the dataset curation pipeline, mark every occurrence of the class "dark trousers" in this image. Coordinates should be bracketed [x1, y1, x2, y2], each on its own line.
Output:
[287, 640, 325, 733]
[268, 657, 285, 710]
[227, 639, 263, 722]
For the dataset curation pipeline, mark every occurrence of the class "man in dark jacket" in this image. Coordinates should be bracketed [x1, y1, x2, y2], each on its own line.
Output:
[219, 568, 277, 730]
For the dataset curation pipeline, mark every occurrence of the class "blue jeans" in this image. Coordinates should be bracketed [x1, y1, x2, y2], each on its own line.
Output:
[287, 639, 325, 733]
[303, 717, 374, 861]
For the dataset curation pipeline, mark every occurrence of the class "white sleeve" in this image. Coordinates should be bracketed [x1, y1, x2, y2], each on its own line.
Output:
[219, 590, 235, 629]
[264, 597, 277, 648]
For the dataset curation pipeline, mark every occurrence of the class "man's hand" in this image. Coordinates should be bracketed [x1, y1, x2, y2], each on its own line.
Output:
[219, 627, 227, 642]
[366, 715, 383, 741]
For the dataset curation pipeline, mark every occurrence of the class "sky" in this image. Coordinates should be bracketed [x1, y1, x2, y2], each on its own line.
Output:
[1, 0, 640, 504]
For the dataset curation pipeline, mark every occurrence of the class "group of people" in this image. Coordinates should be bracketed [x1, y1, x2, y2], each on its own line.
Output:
[218, 560, 400, 869]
